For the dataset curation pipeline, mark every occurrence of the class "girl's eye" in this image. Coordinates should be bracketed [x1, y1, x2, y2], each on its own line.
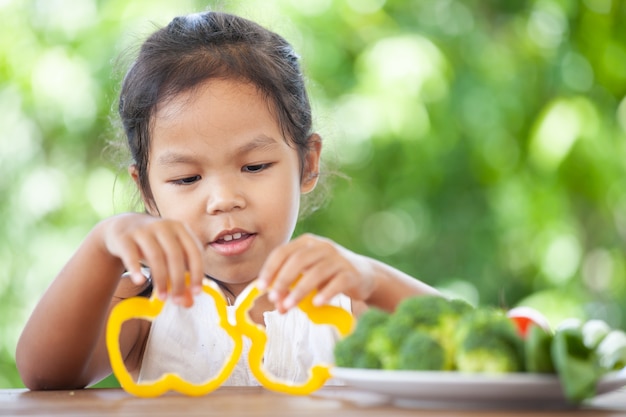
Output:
[172, 175, 201, 185]
[243, 163, 272, 173]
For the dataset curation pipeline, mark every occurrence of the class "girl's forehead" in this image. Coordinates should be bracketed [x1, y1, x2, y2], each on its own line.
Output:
[155, 79, 268, 120]
[155, 79, 267, 124]
[150, 79, 286, 155]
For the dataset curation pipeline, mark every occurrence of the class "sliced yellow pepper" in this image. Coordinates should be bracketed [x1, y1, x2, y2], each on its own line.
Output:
[107, 277, 354, 397]
[106, 278, 243, 397]
[235, 282, 354, 395]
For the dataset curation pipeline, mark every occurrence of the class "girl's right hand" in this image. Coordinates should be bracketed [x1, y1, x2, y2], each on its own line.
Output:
[100, 213, 204, 306]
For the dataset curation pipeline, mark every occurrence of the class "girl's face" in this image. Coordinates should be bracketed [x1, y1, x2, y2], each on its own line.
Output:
[142, 79, 320, 289]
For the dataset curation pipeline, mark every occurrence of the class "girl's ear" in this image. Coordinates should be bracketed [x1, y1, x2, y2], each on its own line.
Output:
[128, 164, 158, 215]
[128, 164, 141, 188]
[301, 133, 322, 194]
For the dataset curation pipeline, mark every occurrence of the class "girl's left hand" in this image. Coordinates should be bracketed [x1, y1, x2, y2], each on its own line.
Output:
[257, 233, 377, 313]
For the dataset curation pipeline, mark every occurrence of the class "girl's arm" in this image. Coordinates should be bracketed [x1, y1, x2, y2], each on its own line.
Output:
[16, 213, 204, 390]
[257, 233, 440, 314]
[17, 218, 132, 389]
[356, 257, 439, 311]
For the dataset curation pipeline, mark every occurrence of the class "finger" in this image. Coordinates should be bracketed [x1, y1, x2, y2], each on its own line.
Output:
[311, 272, 352, 306]
[154, 229, 188, 303]
[134, 232, 169, 300]
[269, 246, 327, 297]
[180, 224, 204, 294]
[267, 237, 326, 289]
[281, 259, 341, 309]
[181, 287, 194, 308]
[257, 245, 289, 291]
[116, 240, 146, 285]
[257, 234, 318, 289]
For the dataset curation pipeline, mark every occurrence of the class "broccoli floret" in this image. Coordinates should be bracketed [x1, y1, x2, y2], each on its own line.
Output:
[455, 307, 525, 373]
[368, 295, 472, 370]
[333, 308, 390, 369]
[456, 337, 522, 373]
[448, 298, 475, 316]
[366, 325, 397, 369]
[333, 296, 479, 371]
[397, 331, 446, 371]
[334, 331, 382, 369]
[434, 298, 475, 366]
[351, 307, 391, 337]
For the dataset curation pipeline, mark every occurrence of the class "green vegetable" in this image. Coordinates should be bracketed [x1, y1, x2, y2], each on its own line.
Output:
[335, 296, 472, 371]
[581, 319, 611, 350]
[380, 295, 472, 370]
[332, 296, 626, 405]
[524, 324, 554, 373]
[551, 320, 603, 403]
[333, 307, 389, 369]
[596, 329, 626, 371]
[333, 331, 382, 369]
[366, 325, 397, 369]
[454, 307, 525, 373]
[397, 331, 446, 371]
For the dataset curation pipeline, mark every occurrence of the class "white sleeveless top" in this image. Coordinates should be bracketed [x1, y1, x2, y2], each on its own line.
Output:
[138, 290, 352, 386]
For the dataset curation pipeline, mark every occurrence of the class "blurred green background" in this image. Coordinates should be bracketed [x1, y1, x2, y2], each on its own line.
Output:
[1, 0, 626, 388]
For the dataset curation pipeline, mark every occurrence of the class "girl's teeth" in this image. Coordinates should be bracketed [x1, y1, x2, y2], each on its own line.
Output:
[223, 233, 243, 242]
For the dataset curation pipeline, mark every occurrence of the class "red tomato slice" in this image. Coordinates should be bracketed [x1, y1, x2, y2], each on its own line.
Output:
[507, 306, 551, 338]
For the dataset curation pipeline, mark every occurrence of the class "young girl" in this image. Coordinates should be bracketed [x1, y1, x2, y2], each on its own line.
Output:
[16, 11, 438, 390]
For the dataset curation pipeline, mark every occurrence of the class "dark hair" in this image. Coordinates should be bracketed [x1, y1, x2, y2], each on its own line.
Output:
[118, 11, 316, 206]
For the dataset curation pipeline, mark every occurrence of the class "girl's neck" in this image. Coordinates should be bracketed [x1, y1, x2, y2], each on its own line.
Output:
[204, 274, 249, 303]
[206, 275, 275, 324]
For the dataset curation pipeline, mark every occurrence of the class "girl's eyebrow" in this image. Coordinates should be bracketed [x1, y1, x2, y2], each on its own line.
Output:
[156, 135, 279, 166]
[156, 152, 197, 166]
[236, 135, 279, 155]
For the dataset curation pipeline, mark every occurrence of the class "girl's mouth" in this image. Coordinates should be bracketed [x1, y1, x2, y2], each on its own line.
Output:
[210, 231, 255, 256]
[216, 232, 249, 243]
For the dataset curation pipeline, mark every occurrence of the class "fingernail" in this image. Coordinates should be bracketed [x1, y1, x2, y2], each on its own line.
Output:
[173, 295, 185, 305]
[256, 279, 267, 290]
[268, 291, 277, 302]
[283, 295, 296, 310]
[192, 284, 202, 295]
[132, 272, 144, 285]
[313, 294, 325, 307]
[158, 291, 167, 301]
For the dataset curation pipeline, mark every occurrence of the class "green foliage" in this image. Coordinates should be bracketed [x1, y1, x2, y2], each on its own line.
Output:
[2, 0, 626, 388]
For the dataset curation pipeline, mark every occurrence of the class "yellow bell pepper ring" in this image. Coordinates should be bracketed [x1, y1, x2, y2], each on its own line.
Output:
[107, 276, 355, 397]
[106, 278, 243, 397]
[236, 281, 355, 395]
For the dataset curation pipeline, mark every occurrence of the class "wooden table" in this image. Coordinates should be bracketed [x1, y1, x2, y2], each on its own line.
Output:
[2, 386, 626, 416]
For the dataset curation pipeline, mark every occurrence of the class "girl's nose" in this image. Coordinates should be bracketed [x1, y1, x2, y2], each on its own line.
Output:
[205, 179, 246, 214]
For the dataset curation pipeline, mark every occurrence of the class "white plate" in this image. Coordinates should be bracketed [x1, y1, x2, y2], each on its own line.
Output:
[331, 367, 626, 409]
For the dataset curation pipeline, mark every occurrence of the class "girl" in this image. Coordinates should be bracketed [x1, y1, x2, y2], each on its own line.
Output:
[16, 11, 438, 390]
